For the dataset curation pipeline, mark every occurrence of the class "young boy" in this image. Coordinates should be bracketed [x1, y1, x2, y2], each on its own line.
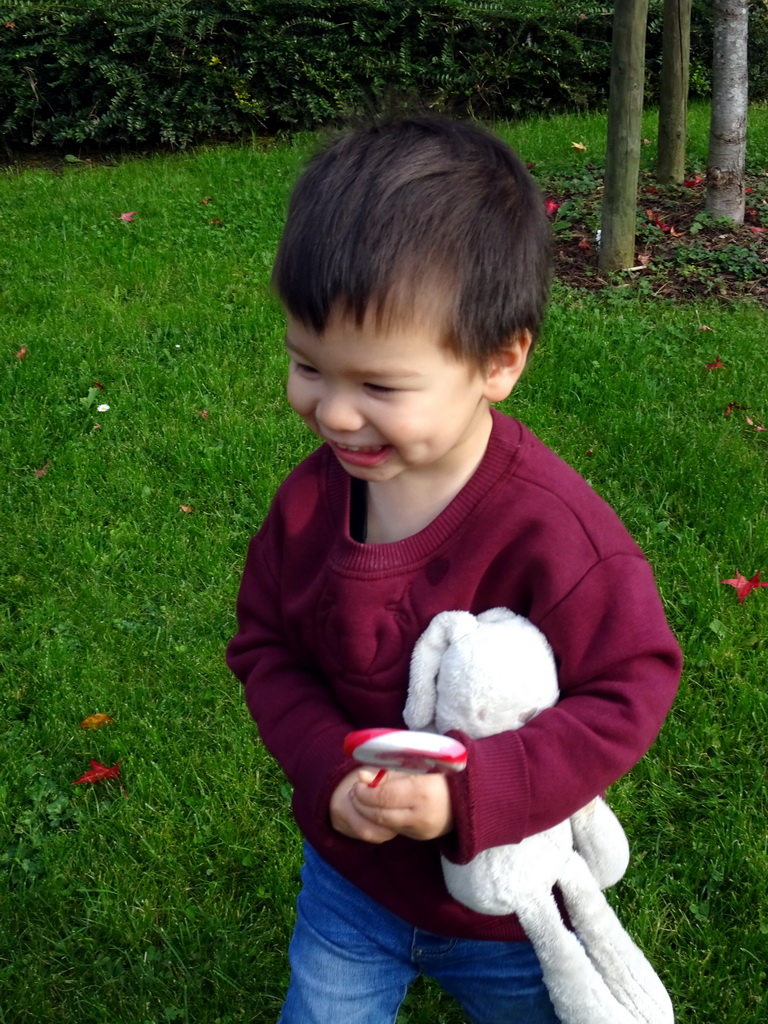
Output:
[227, 115, 682, 1024]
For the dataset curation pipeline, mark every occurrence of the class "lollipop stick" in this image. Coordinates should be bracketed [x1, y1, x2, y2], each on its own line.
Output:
[368, 769, 387, 788]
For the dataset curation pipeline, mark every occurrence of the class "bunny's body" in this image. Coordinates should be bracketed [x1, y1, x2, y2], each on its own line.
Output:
[405, 608, 673, 1024]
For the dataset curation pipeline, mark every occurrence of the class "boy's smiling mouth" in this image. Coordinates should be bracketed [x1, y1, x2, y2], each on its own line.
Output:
[335, 443, 385, 453]
[329, 440, 393, 468]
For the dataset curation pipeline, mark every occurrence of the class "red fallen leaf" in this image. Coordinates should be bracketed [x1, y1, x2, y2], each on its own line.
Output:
[80, 713, 114, 730]
[720, 571, 768, 604]
[745, 414, 767, 432]
[706, 356, 725, 370]
[199, 409, 209, 420]
[747, 226, 766, 235]
[34, 461, 51, 478]
[92, 380, 104, 390]
[724, 402, 746, 417]
[683, 174, 704, 188]
[669, 227, 685, 237]
[199, 198, 213, 205]
[15, 346, 27, 359]
[73, 759, 123, 785]
[525, 162, 536, 170]
[119, 212, 136, 222]
[545, 198, 561, 217]
[645, 186, 659, 194]
[209, 218, 223, 226]
[180, 504, 194, 514]
[577, 238, 591, 251]
[745, 187, 754, 194]
[645, 209, 670, 232]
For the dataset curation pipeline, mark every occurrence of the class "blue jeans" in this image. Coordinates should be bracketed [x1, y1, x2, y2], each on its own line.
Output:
[279, 844, 561, 1024]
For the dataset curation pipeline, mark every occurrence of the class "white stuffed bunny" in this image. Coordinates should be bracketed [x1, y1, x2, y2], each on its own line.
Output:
[404, 608, 673, 1024]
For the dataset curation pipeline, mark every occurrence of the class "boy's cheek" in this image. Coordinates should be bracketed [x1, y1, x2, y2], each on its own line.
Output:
[286, 377, 311, 418]
[285, 373, 300, 407]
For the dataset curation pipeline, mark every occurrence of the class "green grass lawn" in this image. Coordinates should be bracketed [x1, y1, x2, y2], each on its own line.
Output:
[1, 105, 767, 1023]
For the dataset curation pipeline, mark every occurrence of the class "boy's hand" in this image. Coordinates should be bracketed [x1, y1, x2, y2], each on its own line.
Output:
[330, 768, 454, 843]
[330, 769, 398, 843]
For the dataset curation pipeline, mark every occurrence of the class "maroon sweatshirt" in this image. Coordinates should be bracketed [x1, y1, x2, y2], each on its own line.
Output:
[227, 411, 682, 941]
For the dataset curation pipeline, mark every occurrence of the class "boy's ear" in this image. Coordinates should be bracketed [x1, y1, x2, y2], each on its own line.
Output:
[483, 331, 533, 402]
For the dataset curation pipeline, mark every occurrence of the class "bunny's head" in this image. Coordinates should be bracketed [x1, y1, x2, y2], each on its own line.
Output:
[405, 608, 559, 740]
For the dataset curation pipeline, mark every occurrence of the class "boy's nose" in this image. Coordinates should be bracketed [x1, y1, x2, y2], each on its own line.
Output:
[316, 390, 365, 433]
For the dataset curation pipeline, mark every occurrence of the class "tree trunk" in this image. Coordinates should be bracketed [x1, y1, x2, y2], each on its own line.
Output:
[599, 0, 649, 273]
[657, 0, 692, 183]
[706, 0, 748, 223]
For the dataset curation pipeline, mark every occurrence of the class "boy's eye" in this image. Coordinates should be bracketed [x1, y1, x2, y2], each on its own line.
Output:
[294, 361, 318, 375]
[365, 383, 396, 394]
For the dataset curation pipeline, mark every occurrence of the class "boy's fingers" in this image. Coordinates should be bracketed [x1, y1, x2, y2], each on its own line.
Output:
[338, 801, 398, 843]
[351, 772, 454, 840]
[353, 771, 411, 807]
[329, 773, 398, 843]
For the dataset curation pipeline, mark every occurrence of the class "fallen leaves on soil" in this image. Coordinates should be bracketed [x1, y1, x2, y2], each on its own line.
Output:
[548, 168, 768, 303]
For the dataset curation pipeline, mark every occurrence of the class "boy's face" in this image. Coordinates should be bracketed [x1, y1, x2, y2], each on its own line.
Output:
[283, 308, 528, 490]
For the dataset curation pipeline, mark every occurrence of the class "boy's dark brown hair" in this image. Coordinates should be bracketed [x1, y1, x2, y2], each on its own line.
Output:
[272, 115, 552, 364]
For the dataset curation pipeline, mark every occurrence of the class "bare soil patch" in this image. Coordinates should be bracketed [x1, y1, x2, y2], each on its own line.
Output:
[548, 167, 768, 304]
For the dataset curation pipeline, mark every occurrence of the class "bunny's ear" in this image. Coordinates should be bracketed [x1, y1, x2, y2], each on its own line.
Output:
[404, 611, 477, 730]
[476, 606, 518, 626]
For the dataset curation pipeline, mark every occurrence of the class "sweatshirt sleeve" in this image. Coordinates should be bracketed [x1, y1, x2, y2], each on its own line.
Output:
[226, 509, 357, 846]
[442, 551, 682, 865]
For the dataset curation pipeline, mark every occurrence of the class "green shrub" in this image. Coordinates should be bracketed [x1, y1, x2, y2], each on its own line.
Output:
[0, 1, 766, 150]
[0, 2, 249, 147]
[0, 0, 615, 147]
